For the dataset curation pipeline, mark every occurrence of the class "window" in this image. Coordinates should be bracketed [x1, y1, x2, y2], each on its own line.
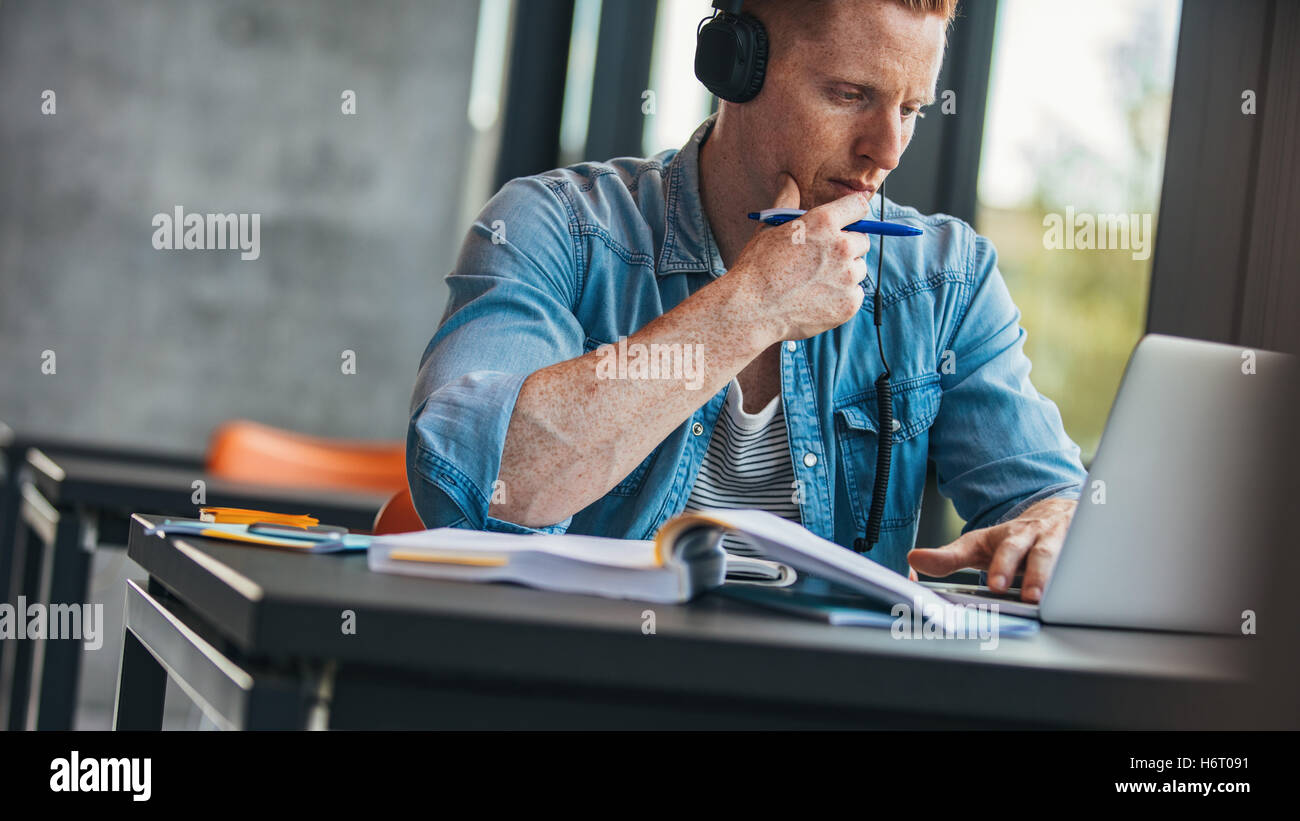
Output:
[975, 0, 1183, 461]
[558, 0, 603, 167]
[642, 0, 717, 156]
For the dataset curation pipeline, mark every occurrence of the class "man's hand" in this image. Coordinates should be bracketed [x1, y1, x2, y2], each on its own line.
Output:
[905, 498, 1079, 602]
[729, 172, 873, 342]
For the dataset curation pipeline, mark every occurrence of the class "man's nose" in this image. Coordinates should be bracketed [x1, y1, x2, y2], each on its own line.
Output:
[854, 110, 906, 173]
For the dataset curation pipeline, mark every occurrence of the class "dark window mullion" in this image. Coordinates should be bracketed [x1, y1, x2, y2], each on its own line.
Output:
[584, 0, 660, 162]
[494, 0, 576, 190]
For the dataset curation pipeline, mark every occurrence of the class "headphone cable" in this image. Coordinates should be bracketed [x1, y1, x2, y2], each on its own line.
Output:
[854, 181, 893, 553]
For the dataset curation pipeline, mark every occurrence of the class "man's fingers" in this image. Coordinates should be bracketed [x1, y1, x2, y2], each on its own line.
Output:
[809, 188, 873, 231]
[844, 231, 871, 260]
[984, 526, 1036, 593]
[849, 255, 868, 284]
[1019, 538, 1061, 603]
[770, 172, 802, 211]
[907, 530, 988, 579]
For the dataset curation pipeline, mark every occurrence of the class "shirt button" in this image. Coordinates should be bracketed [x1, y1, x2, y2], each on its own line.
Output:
[891, 419, 901, 432]
[803, 452, 818, 468]
[785, 341, 797, 352]
[692, 422, 704, 436]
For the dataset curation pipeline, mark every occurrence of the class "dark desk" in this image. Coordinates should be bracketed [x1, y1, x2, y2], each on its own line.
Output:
[0, 422, 203, 639]
[1, 449, 389, 731]
[113, 513, 1259, 730]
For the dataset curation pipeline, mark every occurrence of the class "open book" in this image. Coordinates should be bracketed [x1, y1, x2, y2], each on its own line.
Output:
[369, 510, 1028, 633]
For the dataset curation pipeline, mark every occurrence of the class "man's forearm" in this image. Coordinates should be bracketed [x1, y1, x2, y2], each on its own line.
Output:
[490, 272, 779, 527]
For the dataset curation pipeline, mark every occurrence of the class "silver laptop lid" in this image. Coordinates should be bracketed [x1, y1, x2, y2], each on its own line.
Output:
[1040, 334, 1294, 634]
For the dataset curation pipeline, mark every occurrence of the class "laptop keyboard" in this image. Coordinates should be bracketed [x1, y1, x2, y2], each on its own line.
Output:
[921, 582, 1042, 618]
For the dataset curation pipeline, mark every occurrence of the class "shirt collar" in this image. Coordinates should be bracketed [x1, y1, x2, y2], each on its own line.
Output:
[656, 113, 728, 279]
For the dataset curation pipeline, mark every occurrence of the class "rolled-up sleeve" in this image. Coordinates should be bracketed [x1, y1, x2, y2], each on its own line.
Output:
[929, 234, 1087, 532]
[408, 176, 584, 533]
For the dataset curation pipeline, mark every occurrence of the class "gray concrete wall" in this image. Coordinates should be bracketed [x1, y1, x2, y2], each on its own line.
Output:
[0, 0, 480, 449]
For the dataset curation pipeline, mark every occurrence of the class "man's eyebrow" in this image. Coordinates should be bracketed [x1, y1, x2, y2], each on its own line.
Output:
[824, 75, 936, 106]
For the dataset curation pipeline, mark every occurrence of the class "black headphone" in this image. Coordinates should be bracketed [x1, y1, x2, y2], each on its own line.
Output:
[694, 0, 769, 103]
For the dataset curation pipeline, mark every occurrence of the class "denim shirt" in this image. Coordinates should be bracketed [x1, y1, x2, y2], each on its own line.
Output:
[408, 114, 1086, 574]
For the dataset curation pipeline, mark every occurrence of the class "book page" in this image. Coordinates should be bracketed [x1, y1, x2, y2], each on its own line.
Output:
[658, 509, 954, 612]
[372, 528, 661, 569]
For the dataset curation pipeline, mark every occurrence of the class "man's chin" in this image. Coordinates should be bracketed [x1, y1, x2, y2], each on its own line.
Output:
[814, 185, 854, 207]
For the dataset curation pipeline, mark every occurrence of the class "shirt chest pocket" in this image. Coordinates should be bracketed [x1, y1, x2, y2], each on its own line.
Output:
[834, 377, 942, 534]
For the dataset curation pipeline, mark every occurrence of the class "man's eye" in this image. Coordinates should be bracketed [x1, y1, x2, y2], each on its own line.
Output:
[904, 107, 926, 119]
[834, 89, 864, 103]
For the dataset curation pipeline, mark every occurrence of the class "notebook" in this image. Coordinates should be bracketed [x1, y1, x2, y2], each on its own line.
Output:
[143, 519, 370, 553]
[369, 525, 722, 602]
[368, 509, 1034, 633]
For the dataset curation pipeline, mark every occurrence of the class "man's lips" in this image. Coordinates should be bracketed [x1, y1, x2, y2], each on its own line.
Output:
[830, 178, 876, 197]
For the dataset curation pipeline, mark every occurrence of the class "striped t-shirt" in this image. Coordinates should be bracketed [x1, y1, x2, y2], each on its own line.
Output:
[684, 378, 802, 555]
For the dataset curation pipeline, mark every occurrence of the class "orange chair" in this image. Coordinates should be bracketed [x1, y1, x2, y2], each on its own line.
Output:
[205, 420, 408, 495]
[372, 487, 425, 534]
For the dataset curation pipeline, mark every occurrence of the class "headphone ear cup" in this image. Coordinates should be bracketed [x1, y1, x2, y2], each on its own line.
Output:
[737, 13, 769, 103]
[694, 12, 769, 103]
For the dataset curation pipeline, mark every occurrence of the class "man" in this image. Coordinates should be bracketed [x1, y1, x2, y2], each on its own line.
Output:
[408, 0, 1086, 603]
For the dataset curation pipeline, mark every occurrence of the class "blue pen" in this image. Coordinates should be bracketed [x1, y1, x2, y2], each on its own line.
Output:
[748, 208, 923, 237]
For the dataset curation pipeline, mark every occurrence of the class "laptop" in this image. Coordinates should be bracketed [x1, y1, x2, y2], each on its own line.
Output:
[923, 334, 1295, 634]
